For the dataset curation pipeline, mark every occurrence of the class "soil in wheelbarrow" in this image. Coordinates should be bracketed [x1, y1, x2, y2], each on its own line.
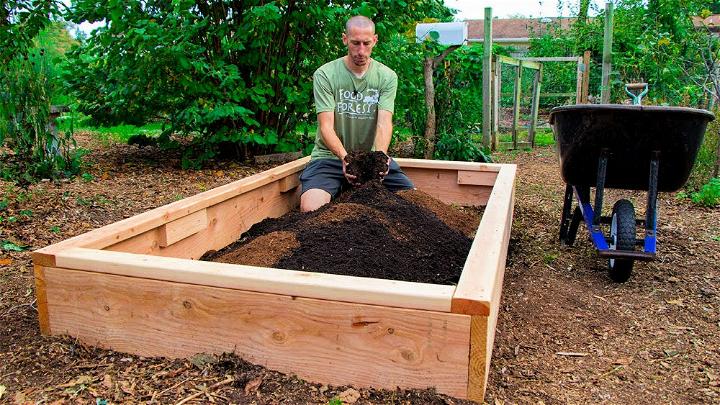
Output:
[203, 153, 483, 284]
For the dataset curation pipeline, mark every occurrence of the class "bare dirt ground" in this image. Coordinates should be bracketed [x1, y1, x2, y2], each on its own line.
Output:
[1, 135, 719, 404]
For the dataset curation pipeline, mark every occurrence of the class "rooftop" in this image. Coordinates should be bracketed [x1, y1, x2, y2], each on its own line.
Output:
[466, 17, 578, 40]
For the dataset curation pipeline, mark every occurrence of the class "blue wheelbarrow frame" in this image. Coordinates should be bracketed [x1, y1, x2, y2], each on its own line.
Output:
[550, 104, 714, 281]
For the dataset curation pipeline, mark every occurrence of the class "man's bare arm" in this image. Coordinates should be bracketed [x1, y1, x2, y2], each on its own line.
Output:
[318, 111, 347, 159]
[373, 109, 393, 154]
[318, 111, 357, 183]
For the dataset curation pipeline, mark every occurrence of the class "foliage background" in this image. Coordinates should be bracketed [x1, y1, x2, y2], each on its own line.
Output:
[62, 0, 453, 167]
[2, 0, 720, 192]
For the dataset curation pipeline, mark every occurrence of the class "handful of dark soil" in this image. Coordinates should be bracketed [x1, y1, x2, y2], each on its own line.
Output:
[203, 183, 482, 285]
[344, 151, 389, 184]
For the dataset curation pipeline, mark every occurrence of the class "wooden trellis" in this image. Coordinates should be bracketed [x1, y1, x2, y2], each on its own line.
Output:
[491, 56, 542, 150]
[490, 54, 590, 150]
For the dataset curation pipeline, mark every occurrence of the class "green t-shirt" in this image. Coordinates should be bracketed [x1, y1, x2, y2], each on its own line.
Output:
[310, 57, 398, 160]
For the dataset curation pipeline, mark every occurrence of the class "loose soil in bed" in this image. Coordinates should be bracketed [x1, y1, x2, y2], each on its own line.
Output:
[1, 134, 719, 404]
[204, 180, 481, 284]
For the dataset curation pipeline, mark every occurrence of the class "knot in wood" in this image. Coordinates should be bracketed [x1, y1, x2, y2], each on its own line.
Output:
[272, 331, 286, 343]
[401, 349, 416, 362]
[183, 300, 192, 309]
[103, 305, 110, 311]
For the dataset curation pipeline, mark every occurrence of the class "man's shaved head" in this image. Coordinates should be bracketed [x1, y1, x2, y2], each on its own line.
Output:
[346, 15, 375, 34]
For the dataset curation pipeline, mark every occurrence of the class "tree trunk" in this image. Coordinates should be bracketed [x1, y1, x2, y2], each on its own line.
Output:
[422, 45, 460, 159]
[423, 57, 436, 159]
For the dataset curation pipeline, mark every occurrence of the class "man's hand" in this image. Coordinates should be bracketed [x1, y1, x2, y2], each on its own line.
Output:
[378, 152, 390, 180]
[342, 154, 360, 185]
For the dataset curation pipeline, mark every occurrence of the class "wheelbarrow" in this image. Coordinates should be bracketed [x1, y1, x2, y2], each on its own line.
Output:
[549, 103, 714, 281]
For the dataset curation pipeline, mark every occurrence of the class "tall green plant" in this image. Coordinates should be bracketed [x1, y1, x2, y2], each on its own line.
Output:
[0, 50, 82, 184]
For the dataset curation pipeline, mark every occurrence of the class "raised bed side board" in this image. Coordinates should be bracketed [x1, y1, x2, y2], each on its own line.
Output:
[32, 157, 516, 402]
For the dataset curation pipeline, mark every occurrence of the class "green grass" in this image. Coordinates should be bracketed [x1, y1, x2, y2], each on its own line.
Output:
[497, 128, 555, 147]
[58, 113, 164, 144]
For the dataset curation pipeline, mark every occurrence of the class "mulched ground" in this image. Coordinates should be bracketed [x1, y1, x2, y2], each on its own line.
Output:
[1, 134, 719, 404]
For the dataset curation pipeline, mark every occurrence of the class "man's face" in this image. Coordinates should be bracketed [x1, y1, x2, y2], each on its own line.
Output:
[342, 26, 378, 67]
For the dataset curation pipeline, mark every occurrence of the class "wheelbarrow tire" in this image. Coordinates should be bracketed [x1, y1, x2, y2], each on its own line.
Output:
[608, 199, 635, 282]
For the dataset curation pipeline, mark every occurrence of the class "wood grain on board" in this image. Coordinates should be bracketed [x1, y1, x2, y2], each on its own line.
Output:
[452, 164, 516, 316]
[31, 157, 310, 267]
[42, 267, 472, 398]
[54, 248, 456, 313]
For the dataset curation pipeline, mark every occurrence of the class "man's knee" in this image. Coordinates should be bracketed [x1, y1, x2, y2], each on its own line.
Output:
[300, 188, 332, 212]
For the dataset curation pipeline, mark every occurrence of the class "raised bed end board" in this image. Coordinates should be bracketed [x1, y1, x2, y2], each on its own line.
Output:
[32, 157, 516, 401]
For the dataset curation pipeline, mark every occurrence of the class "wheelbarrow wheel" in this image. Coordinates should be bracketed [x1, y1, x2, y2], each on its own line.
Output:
[608, 199, 635, 282]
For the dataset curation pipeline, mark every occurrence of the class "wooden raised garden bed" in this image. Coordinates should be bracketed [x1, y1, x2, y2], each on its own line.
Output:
[32, 157, 516, 402]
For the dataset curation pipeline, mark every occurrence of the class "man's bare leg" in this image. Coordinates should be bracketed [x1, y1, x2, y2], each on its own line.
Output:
[300, 188, 332, 212]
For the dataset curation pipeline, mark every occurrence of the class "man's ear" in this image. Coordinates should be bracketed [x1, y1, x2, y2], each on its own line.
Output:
[342, 32, 348, 46]
[373, 34, 378, 44]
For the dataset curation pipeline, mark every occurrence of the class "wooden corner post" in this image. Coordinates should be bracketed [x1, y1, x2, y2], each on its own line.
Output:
[482, 7, 493, 149]
[34, 265, 51, 335]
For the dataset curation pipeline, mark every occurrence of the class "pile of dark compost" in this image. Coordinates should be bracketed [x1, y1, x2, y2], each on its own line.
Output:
[203, 181, 482, 284]
[344, 150, 388, 183]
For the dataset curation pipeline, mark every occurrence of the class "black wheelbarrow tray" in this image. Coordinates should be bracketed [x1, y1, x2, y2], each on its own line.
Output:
[549, 104, 714, 281]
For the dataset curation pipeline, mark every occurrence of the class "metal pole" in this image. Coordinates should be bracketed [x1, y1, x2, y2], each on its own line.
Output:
[600, 2, 614, 103]
[482, 7, 493, 148]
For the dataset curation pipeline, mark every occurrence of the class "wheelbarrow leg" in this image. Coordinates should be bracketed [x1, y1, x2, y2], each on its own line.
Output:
[559, 184, 574, 244]
[643, 151, 660, 254]
[593, 149, 609, 228]
[566, 185, 589, 246]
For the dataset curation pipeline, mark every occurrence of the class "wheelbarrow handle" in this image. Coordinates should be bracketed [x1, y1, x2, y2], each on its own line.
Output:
[625, 82, 648, 90]
[624, 83, 649, 105]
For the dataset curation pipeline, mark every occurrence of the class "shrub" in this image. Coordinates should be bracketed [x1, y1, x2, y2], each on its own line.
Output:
[691, 177, 720, 207]
[434, 131, 492, 163]
[687, 109, 720, 191]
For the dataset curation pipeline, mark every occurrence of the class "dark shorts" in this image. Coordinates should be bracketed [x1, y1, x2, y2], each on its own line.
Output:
[300, 158, 415, 198]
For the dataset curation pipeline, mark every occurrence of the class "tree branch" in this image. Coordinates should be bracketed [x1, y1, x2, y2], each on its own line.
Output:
[432, 45, 461, 69]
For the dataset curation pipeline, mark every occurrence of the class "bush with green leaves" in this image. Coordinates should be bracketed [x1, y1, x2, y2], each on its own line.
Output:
[434, 131, 492, 163]
[687, 109, 720, 191]
[691, 177, 720, 207]
[63, 0, 452, 168]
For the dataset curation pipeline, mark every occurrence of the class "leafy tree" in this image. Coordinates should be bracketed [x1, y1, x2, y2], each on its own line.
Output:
[64, 0, 452, 167]
[0, 0, 64, 64]
[528, 0, 719, 106]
